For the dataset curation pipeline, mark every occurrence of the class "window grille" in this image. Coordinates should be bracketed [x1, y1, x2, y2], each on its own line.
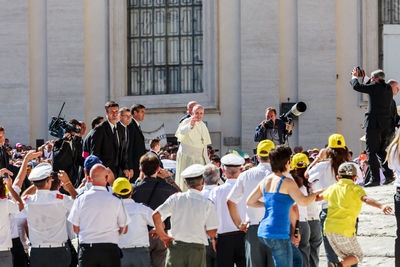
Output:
[127, 0, 203, 95]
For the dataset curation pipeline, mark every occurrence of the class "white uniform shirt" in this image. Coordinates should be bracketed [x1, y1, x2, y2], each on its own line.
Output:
[227, 163, 271, 225]
[202, 184, 218, 199]
[23, 190, 74, 247]
[68, 186, 130, 244]
[298, 186, 308, 222]
[156, 189, 219, 245]
[0, 198, 19, 249]
[308, 161, 336, 209]
[209, 179, 246, 234]
[119, 199, 154, 248]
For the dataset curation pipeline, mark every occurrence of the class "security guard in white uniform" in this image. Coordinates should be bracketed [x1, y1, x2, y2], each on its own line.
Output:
[23, 163, 76, 267]
[153, 164, 219, 267]
[68, 163, 130, 267]
[209, 154, 246, 267]
[227, 140, 275, 267]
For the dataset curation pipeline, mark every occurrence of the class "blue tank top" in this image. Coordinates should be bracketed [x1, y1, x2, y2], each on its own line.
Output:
[257, 176, 295, 239]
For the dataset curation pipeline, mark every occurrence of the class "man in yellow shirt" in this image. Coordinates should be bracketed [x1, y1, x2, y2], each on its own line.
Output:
[321, 162, 392, 267]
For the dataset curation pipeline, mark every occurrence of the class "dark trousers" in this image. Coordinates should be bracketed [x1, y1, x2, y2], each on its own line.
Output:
[78, 243, 120, 267]
[246, 224, 274, 267]
[394, 189, 400, 267]
[206, 239, 217, 267]
[216, 231, 246, 267]
[66, 239, 78, 267]
[121, 247, 151, 267]
[30, 247, 70, 267]
[11, 237, 29, 267]
[149, 235, 167, 267]
[365, 127, 393, 184]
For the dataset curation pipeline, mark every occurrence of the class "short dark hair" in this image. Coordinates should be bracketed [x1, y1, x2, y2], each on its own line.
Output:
[0, 125, 4, 132]
[150, 138, 160, 149]
[69, 119, 81, 127]
[269, 145, 292, 173]
[210, 155, 220, 164]
[33, 178, 50, 189]
[105, 101, 119, 112]
[131, 104, 146, 114]
[91, 116, 104, 129]
[140, 153, 160, 177]
[185, 176, 204, 188]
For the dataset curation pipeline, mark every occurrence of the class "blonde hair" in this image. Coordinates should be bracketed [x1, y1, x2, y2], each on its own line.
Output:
[386, 131, 400, 165]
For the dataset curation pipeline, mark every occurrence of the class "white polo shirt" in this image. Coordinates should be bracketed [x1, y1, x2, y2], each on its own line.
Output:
[23, 190, 74, 247]
[209, 179, 246, 234]
[0, 198, 19, 250]
[156, 189, 219, 245]
[227, 163, 271, 225]
[68, 186, 130, 244]
[119, 199, 154, 248]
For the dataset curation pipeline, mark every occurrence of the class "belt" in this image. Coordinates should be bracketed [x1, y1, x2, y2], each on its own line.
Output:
[0, 248, 11, 251]
[217, 231, 244, 237]
[80, 243, 117, 248]
[31, 243, 65, 248]
[121, 245, 148, 249]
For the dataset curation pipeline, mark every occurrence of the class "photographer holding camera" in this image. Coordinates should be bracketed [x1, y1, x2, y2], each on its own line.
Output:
[254, 107, 293, 146]
[52, 119, 85, 189]
[351, 68, 394, 187]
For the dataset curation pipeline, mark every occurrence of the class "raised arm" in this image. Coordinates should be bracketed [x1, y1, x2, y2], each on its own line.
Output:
[13, 150, 42, 189]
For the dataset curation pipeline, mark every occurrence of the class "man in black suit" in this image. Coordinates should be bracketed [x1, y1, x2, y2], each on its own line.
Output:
[389, 79, 400, 135]
[0, 125, 9, 170]
[118, 107, 131, 141]
[351, 68, 394, 187]
[82, 116, 104, 158]
[91, 101, 130, 179]
[127, 104, 146, 182]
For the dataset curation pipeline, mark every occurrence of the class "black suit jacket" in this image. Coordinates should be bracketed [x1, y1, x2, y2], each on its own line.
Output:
[392, 99, 400, 131]
[127, 120, 146, 179]
[52, 136, 84, 187]
[91, 121, 128, 176]
[351, 78, 393, 129]
[83, 129, 95, 155]
[0, 146, 9, 170]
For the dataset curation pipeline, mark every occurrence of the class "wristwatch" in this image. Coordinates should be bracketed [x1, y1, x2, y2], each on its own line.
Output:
[237, 222, 243, 229]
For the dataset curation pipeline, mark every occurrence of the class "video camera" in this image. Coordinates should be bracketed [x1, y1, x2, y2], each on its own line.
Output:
[48, 102, 81, 139]
[280, 102, 307, 124]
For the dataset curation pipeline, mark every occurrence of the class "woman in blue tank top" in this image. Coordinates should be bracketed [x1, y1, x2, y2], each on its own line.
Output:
[247, 146, 320, 267]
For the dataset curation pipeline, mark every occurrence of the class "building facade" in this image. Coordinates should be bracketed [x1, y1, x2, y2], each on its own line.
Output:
[1, 0, 399, 155]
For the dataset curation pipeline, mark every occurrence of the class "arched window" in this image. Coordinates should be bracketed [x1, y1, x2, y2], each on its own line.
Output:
[127, 0, 203, 95]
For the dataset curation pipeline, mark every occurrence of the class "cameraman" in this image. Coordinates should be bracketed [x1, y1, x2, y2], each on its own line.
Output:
[52, 119, 85, 188]
[351, 68, 394, 187]
[254, 107, 293, 146]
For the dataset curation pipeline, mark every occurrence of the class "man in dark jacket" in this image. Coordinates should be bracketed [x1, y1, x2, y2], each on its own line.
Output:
[254, 107, 292, 146]
[82, 116, 104, 158]
[351, 68, 394, 187]
[127, 104, 146, 182]
[91, 101, 129, 179]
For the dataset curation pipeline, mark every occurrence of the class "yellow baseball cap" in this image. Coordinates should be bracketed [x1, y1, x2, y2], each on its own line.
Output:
[112, 177, 132, 196]
[291, 153, 310, 169]
[328, 134, 346, 149]
[257, 140, 275, 157]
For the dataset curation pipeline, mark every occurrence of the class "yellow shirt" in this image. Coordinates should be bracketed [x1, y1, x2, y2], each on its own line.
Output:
[323, 179, 366, 237]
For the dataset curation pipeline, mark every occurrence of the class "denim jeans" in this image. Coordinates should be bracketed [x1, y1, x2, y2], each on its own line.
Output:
[258, 237, 302, 267]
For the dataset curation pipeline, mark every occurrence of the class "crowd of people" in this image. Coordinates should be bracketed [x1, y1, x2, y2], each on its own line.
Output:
[0, 68, 400, 267]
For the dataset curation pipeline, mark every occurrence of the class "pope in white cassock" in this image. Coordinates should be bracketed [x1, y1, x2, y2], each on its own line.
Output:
[175, 104, 211, 191]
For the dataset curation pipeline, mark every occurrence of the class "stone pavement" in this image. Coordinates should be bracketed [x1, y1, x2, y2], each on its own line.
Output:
[319, 183, 396, 266]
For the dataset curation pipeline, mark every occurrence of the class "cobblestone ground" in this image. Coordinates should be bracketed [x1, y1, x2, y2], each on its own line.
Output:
[319, 183, 396, 267]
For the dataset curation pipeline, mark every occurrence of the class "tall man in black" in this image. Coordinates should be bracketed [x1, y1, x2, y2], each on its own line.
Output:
[0, 125, 9, 170]
[351, 69, 394, 187]
[91, 101, 130, 179]
[127, 104, 146, 181]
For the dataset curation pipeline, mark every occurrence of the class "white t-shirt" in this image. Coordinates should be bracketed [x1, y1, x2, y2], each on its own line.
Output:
[119, 199, 154, 248]
[308, 161, 336, 209]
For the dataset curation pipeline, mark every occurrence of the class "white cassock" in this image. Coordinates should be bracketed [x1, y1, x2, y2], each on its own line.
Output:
[175, 118, 211, 191]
